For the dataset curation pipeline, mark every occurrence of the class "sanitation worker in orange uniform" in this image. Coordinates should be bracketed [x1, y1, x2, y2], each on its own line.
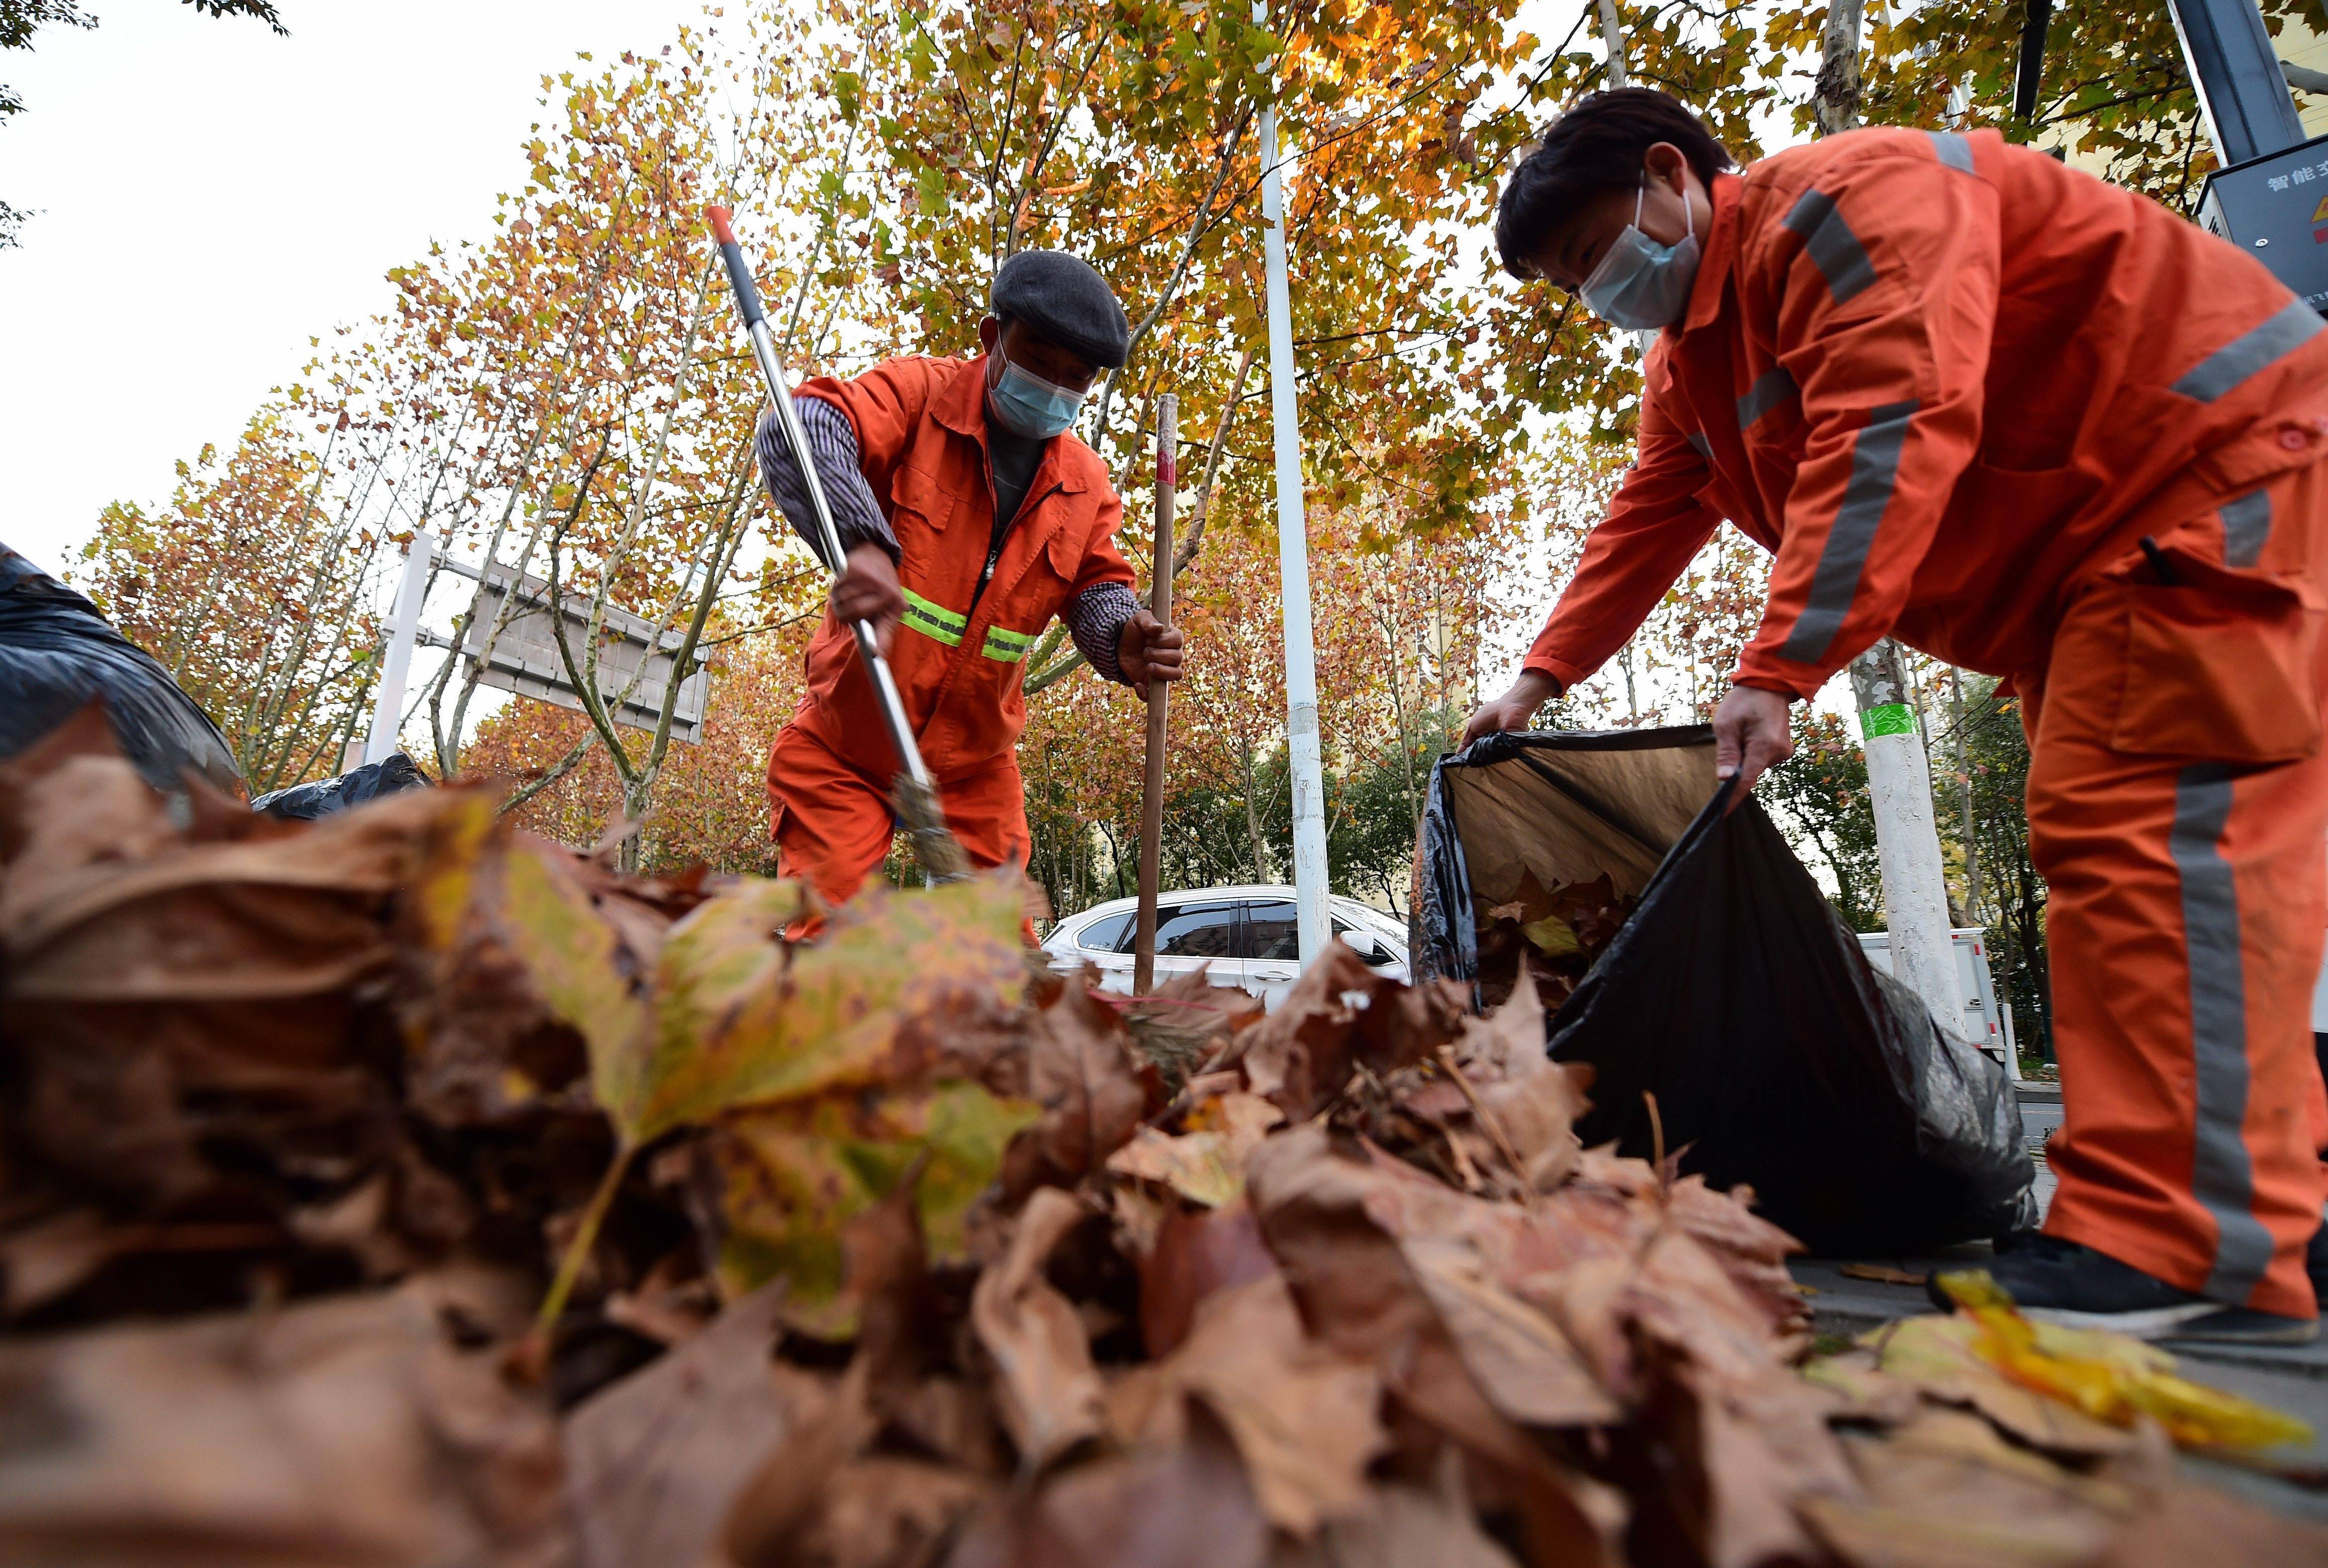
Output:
[1469, 88, 2328, 1342]
[756, 251, 1184, 905]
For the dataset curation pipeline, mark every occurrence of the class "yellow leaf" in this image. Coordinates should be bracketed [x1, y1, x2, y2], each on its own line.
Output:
[1520, 913, 1580, 957]
[497, 840, 653, 1123]
[1933, 1270, 2313, 1451]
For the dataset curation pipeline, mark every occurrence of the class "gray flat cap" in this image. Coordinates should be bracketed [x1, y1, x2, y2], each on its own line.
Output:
[991, 249, 1131, 368]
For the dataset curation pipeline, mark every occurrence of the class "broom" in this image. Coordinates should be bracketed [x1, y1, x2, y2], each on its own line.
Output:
[705, 205, 967, 885]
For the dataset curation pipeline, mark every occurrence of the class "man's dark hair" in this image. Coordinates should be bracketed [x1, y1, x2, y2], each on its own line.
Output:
[1494, 88, 1734, 279]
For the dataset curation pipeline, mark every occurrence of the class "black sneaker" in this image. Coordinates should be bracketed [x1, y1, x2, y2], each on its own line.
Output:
[1929, 1233, 2313, 1342]
[2165, 1224, 2323, 1345]
[2165, 1305, 2320, 1346]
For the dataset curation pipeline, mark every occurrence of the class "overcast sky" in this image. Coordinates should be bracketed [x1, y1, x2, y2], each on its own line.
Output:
[1, 0, 714, 579]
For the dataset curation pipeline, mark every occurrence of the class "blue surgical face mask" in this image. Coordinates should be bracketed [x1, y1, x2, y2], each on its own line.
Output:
[1578, 177, 1700, 332]
[987, 353, 1086, 440]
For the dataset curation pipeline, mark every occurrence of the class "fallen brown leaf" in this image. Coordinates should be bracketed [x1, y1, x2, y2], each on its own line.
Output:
[1840, 1263, 1932, 1287]
[1803, 1414, 2138, 1568]
[943, 1401, 1270, 1568]
[720, 1358, 881, 1567]
[1105, 1090, 1281, 1209]
[1437, 971, 1590, 1193]
[563, 1280, 800, 1568]
[1136, 1201, 1276, 1357]
[998, 977, 1152, 1207]
[1238, 942, 1462, 1121]
[1245, 1125, 1628, 1565]
[2088, 1464, 2328, 1566]
[1122, 1271, 1383, 1537]
[1276, 1482, 1525, 1568]
[971, 1186, 1106, 1471]
[1402, 1233, 1620, 1429]
[0, 1267, 563, 1567]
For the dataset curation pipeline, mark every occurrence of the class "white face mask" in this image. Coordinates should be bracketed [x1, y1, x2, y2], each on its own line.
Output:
[987, 354, 1086, 440]
[1578, 176, 1701, 332]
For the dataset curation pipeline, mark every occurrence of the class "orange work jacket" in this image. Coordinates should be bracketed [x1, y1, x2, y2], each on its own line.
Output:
[790, 354, 1135, 780]
[1524, 127, 2328, 699]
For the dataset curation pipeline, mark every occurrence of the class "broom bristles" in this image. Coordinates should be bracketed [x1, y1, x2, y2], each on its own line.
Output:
[891, 772, 970, 883]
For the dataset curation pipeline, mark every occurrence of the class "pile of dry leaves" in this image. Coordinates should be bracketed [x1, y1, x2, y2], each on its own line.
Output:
[1473, 870, 1635, 1012]
[1, 710, 2321, 1567]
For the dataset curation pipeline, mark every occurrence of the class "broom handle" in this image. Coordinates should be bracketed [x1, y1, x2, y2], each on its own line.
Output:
[1132, 395, 1176, 995]
[705, 205, 936, 799]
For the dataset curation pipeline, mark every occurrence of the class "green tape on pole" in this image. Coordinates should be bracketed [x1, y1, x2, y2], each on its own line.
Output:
[1860, 702, 1915, 739]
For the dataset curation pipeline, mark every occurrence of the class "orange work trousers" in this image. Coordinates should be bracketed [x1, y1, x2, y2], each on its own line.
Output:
[766, 718, 1031, 908]
[2024, 457, 2328, 1319]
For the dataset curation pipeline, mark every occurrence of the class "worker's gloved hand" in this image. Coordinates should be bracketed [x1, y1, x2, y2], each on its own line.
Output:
[1119, 610, 1185, 690]
[832, 542, 905, 658]
[1712, 682, 1794, 811]
[1460, 669, 1561, 746]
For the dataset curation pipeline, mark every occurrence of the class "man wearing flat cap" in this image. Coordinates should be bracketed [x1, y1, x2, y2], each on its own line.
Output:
[756, 249, 1184, 905]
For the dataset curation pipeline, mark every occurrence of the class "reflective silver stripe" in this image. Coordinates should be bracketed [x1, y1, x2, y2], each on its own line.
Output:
[1737, 366, 1799, 428]
[1927, 130, 1976, 173]
[1782, 189, 1877, 304]
[2171, 300, 2325, 403]
[1684, 430, 1713, 459]
[2172, 763, 2275, 1305]
[1775, 401, 1917, 664]
[2221, 490, 2274, 568]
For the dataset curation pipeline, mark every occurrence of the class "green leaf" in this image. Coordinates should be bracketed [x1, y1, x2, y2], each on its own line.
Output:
[713, 1078, 1039, 1312]
[628, 874, 1028, 1145]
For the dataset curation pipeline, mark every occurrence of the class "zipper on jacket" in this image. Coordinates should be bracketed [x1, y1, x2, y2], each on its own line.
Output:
[973, 540, 1004, 610]
[969, 426, 1053, 613]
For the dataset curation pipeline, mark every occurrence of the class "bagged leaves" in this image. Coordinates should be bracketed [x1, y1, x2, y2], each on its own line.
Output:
[0, 546, 244, 799]
[252, 750, 431, 821]
[1415, 725, 2036, 1254]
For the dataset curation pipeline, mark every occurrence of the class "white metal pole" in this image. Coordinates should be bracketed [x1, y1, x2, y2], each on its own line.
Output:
[365, 533, 432, 766]
[1254, 6, 1331, 962]
[1851, 641, 1964, 1037]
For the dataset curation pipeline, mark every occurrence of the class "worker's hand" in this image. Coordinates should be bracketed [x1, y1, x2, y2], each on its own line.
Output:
[1460, 669, 1561, 746]
[832, 542, 904, 658]
[1119, 609, 1185, 689]
[1712, 682, 1794, 811]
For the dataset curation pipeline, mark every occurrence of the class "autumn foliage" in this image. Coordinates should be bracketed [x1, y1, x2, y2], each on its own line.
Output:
[60, 0, 2101, 996]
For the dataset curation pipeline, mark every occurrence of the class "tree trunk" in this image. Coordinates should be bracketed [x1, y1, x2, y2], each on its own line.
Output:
[1814, 0, 1866, 134]
[1951, 666, 1982, 922]
[1598, 0, 1628, 88]
[1240, 744, 1270, 881]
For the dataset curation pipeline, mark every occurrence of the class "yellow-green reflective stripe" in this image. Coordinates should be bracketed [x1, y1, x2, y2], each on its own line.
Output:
[982, 624, 1036, 662]
[901, 589, 965, 648]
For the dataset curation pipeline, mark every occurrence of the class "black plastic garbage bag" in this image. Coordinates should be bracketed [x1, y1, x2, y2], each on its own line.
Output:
[0, 541, 245, 797]
[1415, 725, 2035, 1255]
[250, 752, 430, 821]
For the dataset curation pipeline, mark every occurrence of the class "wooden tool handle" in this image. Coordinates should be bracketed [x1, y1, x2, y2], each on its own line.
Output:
[1132, 394, 1177, 994]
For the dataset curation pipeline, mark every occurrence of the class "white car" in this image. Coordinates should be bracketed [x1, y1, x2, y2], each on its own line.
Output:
[1041, 884, 1411, 1008]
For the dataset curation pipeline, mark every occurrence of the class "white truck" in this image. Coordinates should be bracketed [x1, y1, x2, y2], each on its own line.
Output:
[1855, 927, 2020, 1079]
